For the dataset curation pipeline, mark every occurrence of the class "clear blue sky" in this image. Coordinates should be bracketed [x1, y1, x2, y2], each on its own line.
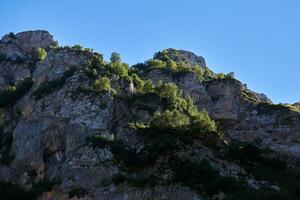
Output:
[0, 0, 299, 103]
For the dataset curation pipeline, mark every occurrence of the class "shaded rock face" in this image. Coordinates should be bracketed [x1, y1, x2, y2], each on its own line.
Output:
[140, 69, 300, 164]
[0, 30, 299, 199]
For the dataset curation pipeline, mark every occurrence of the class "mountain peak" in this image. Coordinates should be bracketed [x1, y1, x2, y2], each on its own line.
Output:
[0, 30, 58, 61]
[154, 48, 207, 67]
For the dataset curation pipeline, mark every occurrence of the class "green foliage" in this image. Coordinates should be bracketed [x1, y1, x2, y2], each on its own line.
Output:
[132, 74, 144, 92]
[72, 44, 84, 51]
[92, 77, 111, 92]
[140, 52, 220, 82]
[111, 62, 129, 78]
[151, 110, 189, 129]
[155, 82, 178, 99]
[146, 50, 210, 80]
[108, 53, 129, 78]
[190, 111, 217, 134]
[146, 59, 167, 69]
[215, 73, 226, 79]
[33, 67, 76, 100]
[110, 52, 121, 63]
[0, 77, 33, 108]
[90, 53, 105, 69]
[143, 80, 154, 93]
[32, 47, 47, 61]
[84, 53, 106, 79]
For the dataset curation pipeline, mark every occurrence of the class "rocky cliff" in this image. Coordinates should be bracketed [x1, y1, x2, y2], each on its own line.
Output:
[0, 30, 299, 200]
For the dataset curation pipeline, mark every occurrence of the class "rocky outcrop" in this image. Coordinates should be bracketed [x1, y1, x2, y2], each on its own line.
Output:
[155, 48, 207, 68]
[0, 30, 59, 89]
[0, 30, 299, 199]
[139, 64, 300, 164]
[0, 30, 57, 60]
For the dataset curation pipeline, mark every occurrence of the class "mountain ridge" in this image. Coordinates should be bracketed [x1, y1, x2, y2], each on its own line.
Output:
[0, 30, 299, 200]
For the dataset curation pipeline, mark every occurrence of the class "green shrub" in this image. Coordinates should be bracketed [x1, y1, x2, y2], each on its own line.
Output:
[190, 111, 217, 134]
[110, 63, 129, 78]
[72, 45, 83, 51]
[107, 53, 129, 78]
[151, 110, 189, 129]
[146, 59, 167, 69]
[0, 77, 33, 108]
[143, 80, 154, 93]
[32, 47, 47, 61]
[193, 65, 205, 81]
[90, 53, 105, 70]
[92, 77, 111, 92]
[155, 82, 178, 100]
[132, 74, 144, 92]
[110, 52, 122, 63]
[33, 67, 76, 100]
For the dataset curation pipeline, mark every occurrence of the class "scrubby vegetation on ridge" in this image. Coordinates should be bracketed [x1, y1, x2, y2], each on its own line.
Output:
[133, 49, 235, 82]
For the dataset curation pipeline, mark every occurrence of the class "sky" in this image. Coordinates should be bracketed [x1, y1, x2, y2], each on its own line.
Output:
[0, 0, 299, 103]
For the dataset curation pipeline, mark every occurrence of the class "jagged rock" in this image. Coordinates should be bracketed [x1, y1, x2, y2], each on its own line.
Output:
[0, 30, 57, 60]
[0, 30, 299, 199]
[140, 68, 300, 163]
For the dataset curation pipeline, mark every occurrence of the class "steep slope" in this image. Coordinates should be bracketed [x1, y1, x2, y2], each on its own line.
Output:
[0, 30, 299, 200]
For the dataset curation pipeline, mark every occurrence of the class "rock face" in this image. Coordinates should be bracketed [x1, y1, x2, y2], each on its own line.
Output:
[0, 30, 299, 200]
[0, 30, 58, 89]
[0, 30, 57, 60]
